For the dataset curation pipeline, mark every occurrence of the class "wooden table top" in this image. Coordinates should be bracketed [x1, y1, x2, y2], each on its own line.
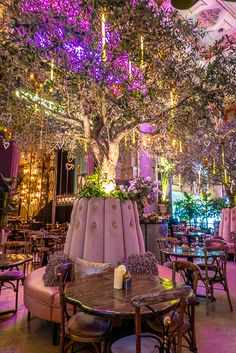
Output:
[160, 246, 224, 259]
[0, 253, 33, 270]
[65, 272, 183, 319]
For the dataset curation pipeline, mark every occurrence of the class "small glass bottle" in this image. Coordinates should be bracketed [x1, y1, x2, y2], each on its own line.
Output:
[123, 271, 132, 290]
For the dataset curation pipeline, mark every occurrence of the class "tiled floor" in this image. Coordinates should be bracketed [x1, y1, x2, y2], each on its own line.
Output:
[0, 261, 236, 353]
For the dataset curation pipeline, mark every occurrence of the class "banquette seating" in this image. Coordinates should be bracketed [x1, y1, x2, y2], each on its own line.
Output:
[23, 253, 179, 345]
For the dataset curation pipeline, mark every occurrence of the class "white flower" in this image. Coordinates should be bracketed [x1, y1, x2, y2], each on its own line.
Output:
[145, 176, 151, 182]
[154, 180, 161, 185]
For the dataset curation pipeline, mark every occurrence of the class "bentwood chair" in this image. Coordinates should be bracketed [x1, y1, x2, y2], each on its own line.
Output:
[111, 286, 191, 353]
[0, 269, 25, 314]
[198, 239, 233, 315]
[56, 263, 111, 353]
[172, 261, 201, 353]
[157, 237, 180, 267]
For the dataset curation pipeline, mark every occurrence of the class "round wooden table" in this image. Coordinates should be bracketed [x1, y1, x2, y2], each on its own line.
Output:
[160, 245, 223, 262]
[0, 253, 33, 270]
[65, 272, 183, 319]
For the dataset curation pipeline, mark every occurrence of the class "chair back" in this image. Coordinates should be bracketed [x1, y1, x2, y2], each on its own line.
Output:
[56, 263, 75, 339]
[172, 261, 200, 296]
[204, 241, 229, 280]
[157, 237, 179, 265]
[131, 285, 191, 353]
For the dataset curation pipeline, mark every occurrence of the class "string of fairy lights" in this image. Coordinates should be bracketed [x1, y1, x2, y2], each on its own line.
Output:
[0, 8, 234, 196]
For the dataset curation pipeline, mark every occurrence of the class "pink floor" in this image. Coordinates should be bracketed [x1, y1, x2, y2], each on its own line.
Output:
[0, 261, 236, 353]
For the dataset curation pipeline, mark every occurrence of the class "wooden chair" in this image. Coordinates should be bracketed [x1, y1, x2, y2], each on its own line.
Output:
[111, 286, 191, 353]
[172, 261, 201, 353]
[228, 232, 236, 262]
[157, 237, 180, 267]
[198, 239, 233, 315]
[0, 269, 25, 314]
[56, 263, 111, 353]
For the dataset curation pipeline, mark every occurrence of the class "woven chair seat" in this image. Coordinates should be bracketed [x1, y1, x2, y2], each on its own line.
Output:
[67, 312, 111, 338]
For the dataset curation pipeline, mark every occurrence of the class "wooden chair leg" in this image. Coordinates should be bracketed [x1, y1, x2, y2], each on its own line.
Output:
[205, 282, 210, 315]
[15, 280, 19, 312]
[52, 322, 59, 346]
[224, 282, 233, 312]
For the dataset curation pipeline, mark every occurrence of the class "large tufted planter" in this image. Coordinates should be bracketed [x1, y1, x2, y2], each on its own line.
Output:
[64, 197, 145, 265]
[219, 208, 236, 242]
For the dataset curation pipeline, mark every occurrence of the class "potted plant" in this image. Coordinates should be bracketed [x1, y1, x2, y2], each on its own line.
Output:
[64, 171, 146, 265]
[174, 192, 201, 226]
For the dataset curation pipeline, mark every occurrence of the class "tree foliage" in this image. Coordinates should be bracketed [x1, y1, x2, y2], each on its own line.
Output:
[0, 0, 235, 178]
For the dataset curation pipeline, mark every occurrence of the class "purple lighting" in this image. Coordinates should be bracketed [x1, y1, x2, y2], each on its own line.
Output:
[16, 0, 148, 94]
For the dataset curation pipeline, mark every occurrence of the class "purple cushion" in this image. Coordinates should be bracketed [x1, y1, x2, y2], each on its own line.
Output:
[42, 251, 72, 287]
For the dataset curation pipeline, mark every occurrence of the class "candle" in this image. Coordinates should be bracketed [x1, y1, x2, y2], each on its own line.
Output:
[113, 265, 126, 289]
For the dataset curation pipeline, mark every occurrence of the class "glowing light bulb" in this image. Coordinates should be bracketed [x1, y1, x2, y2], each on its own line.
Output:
[104, 181, 115, 194]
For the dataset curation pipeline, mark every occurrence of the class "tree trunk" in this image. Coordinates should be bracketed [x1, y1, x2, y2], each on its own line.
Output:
[224, 184, 236, 207]
[91, 141, 120, 180]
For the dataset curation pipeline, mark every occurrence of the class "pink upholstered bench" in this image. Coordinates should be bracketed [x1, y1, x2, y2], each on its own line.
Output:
[24, 266, 61, 344]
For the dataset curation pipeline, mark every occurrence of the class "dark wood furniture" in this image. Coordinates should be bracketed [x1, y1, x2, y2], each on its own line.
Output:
[160, 245, 224, 263]
[172, 261, 201, 353]
[64, 271, 184, 319]
[0, 253, 33, 316]
[198, 239, 233, 315]
[2, 241, 32, 254]
[111, 286, 191, 353]
[57, 263, 111, 353]
[157, 237, 180, 266]
[0, 253, 33, 270]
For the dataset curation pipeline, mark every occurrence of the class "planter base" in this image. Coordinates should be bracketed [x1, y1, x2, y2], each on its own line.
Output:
[64, 197, 145, 265]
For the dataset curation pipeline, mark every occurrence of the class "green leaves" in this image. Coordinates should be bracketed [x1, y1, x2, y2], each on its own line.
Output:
[77, 170, 133, 200]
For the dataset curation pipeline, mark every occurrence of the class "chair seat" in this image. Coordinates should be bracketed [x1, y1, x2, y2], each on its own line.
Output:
[200, 271, 224, 281]
[111, 333, 159, 353]
[0, 270, 25, 281]
[67, 312, 111, 338]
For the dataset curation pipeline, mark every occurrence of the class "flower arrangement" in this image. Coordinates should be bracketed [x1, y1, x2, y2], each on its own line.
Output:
[77, 172, 161, 216]
[77, 170, 132, 200]
[121, 176, 161, 215]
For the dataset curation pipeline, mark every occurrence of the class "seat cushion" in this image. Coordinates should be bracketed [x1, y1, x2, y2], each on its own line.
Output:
[67, 312, 111, 338]
[24, 266, 58, 306]
[111, 333, 159, 353]
[75, 258, 112, 279]
[0, 270, 24, 280]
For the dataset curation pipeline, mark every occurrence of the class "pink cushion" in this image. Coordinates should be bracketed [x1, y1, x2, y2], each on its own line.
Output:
[24, 267, 58, 306]
[24, 295, 53, 322]
[227, 242, 235, 249]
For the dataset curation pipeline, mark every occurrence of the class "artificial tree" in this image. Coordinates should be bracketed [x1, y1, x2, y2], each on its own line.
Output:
[0, 0, 235, 182]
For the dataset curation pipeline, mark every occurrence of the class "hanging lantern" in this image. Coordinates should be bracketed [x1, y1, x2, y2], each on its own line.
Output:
[171, 0, 199, 10]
